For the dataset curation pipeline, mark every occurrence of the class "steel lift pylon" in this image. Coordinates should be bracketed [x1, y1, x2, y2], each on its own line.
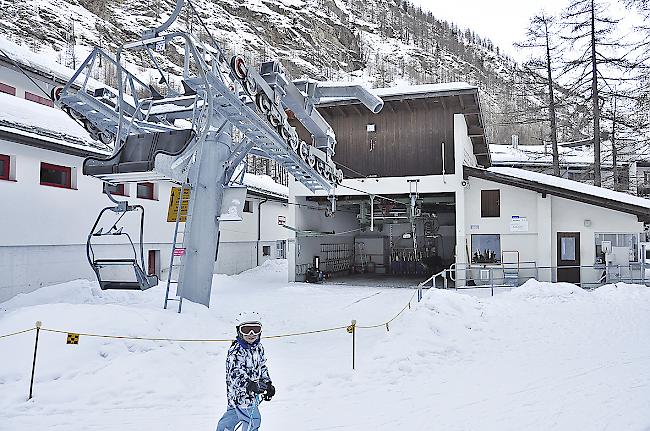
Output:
[55, 0, 383, 310]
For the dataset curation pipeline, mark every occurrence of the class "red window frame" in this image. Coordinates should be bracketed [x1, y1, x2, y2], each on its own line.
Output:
[104, 183, 127, 196]
[40, 162, 72, 189]
[25, 91, 54, 107]
[0, 82, 16, 96]
[137, 182, 155, 200]
[0, 154, 10, 180]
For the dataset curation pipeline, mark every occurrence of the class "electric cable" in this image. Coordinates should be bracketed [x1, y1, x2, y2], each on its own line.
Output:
[0, 47, 54, 101]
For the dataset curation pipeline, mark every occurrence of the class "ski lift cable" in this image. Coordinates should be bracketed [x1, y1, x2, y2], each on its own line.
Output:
[337, 182, 410, 208]
[0, 46, 115, 153]
[0, 47, 54, 102]
[186, 0, 231, 81]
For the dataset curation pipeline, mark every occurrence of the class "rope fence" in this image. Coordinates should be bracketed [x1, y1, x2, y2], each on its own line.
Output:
[0, 283, 430, 399]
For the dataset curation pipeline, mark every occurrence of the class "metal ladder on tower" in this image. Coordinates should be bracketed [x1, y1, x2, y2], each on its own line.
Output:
[164, 182, 191, 312]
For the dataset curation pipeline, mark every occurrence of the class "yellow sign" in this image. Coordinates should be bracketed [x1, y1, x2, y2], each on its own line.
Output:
[66, 333, 80, 345]
[167, 187, 191, 222]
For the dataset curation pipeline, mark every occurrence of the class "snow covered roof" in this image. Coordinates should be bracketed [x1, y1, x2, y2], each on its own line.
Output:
[243, 173, 289, 200]
[0, 37, 83, 87]
[491, 141, 650, 167]
[317, 82, 477, 105]
[0, 93, 109, 155]
[465, 165, 650, 220]
[489, 143, 612, 168]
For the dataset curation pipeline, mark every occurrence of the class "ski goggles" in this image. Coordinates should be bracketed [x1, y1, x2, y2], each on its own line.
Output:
[239, 323, 262, 336]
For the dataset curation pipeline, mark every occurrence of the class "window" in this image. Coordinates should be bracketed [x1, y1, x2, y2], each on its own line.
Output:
[104, 183, 127, 196]
[40, 162, 72, 189]
[0, 154, 9, 181]
[594, 233, 638, 264]
[481, 189, 500, 218]
[276, 240, 286, 259]
[560, 237, 576, 261]
[137, 182, 155, 200]
[25, 91, 53, 107]
[262, 245, 271, 256]
[0, 82, 16, 96]
[644, 171, 650, 185]
[243, 200, 253, 213]
[471, 234, 501, 264]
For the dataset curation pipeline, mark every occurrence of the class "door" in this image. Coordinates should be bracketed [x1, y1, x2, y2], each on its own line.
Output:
[557, 232, 580, 284]
[148, 249, 160, 277]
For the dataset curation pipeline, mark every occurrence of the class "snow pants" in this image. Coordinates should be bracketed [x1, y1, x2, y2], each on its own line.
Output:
[216, 404, 261, 431]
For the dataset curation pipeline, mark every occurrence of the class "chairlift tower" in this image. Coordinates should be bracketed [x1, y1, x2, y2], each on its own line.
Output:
[55, 0, 383, 310]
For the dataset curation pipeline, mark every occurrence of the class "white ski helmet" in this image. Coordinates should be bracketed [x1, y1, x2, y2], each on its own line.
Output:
[234, 311, 262, 328]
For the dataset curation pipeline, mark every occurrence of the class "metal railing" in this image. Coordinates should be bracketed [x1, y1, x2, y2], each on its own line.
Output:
[415, 260, 649, 300]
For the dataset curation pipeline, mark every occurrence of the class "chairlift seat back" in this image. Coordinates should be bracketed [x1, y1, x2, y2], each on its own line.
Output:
[83, 129, 195, 183]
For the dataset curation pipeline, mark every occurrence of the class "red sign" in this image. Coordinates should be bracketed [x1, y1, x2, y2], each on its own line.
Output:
[173, 248, 186, 257]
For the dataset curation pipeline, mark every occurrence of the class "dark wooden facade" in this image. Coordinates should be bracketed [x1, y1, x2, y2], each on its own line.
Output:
[300, 87, 489, 179]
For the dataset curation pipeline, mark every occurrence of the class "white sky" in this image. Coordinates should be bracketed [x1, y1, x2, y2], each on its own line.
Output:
[409, 0, 634, 61]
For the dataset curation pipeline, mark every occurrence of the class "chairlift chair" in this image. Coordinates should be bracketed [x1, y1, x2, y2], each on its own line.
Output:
[86, 197, 158, 291]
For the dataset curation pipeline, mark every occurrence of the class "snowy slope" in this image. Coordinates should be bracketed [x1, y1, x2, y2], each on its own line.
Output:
[1, 0, 552, 144]
[2, 261, 650, 430]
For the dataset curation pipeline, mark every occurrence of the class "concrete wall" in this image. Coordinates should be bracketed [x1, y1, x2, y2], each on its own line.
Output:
[0, 139, 290, 301]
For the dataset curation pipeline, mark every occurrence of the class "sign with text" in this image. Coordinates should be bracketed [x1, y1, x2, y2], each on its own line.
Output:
[278, 215, 286, 225]
[510, 216, 529, 232]
[167, 187, 191, 222]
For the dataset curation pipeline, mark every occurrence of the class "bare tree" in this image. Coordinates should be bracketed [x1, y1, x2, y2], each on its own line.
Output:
[516, 13, 562, 176]
[561, 0, 623, 186]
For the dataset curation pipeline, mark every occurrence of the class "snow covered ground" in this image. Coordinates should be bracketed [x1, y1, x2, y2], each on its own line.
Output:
[1, 260, 650, 430]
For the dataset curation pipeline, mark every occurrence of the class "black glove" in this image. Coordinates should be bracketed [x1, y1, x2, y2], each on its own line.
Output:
[246, 380, 267, 395]
[263, 382, 276, 401]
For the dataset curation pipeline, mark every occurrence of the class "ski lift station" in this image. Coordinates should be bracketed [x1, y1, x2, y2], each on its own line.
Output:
[1, 30, 650, 304]
[287, 84, 650, 289]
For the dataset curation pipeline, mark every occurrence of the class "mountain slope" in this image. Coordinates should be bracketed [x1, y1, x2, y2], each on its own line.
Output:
[3, 0, 585, 146]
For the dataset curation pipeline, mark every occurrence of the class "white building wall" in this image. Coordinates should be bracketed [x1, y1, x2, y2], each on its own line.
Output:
[0, 65, 56, 101]
[454, 113, 478, 168]
[464, 176, 644, 286]
[550, 197, 643, 285]
[0, 139, 290, 301]
[464, 178, 540, 262]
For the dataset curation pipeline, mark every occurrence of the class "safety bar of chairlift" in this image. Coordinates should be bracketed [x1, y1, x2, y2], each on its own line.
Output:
[86, 200, 147, 276]
[115, 32, 212, 153]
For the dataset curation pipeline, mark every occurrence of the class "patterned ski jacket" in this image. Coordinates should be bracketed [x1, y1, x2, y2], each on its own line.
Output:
[225, 337, 271, 408]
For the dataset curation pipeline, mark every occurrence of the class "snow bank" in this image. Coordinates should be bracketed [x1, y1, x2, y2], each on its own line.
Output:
[2, 269, 650, 430]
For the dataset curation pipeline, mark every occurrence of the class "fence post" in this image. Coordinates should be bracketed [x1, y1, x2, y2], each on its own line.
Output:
[489, 267, 494, 297]
[347, 320, 356, 370]
[28, 321, 42, 400]
[443, 271, 448, 290]
[642, 244, 647, 286]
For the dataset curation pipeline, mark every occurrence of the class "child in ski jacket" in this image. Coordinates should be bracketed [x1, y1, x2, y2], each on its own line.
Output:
[216, 312, 275, 431]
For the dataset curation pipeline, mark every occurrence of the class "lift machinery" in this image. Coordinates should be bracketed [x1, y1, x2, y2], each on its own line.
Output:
[55, 0, 383, 309]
